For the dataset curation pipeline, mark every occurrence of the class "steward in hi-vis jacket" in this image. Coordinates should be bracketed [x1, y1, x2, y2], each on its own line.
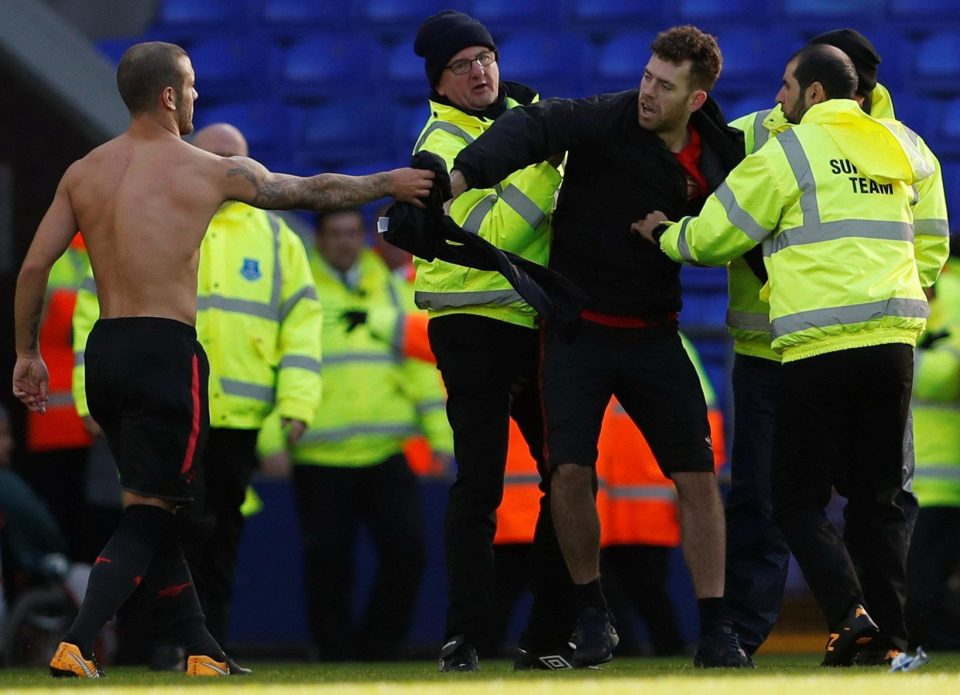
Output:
[719, 28, 948, 659]
[643, 44, 948, 665]
[410, 9, 571, 672]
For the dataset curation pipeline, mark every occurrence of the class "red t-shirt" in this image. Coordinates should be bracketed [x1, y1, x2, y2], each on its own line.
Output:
[673, 126, 708, 202]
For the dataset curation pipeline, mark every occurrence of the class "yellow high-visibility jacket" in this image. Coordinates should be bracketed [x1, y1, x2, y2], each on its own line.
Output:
[412, 88, 562, 329]
[660, 99, 947, 363]
[724, 84, 947, 361]
[277, 248, 453, 467]
[72, 203, 322, 428]
[913, 259, 960, 508]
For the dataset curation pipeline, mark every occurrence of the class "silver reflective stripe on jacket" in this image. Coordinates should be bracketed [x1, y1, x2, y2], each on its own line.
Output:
[220, 378, 275, 403]
[298, 423, 418, 443]
[414, 120, 474, 153]
[726, 309, 772, 332]
[770, 298, 929, 339]
[415, 289, 524, 310]
[753, 108, 773, 152]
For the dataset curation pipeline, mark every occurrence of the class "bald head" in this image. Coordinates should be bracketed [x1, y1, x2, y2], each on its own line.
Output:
[192, 123, 249, 157]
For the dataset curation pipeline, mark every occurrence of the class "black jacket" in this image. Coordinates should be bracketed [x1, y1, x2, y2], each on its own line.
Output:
[454, 89, 744, 317]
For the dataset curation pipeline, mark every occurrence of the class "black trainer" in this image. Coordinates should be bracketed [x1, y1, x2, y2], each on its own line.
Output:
[822, 604, 879, 667]
[513, 644, 575, 671]
[694, 620, 755, 668]
[438, 635, 479, 672]
[568, 606, 619, 667]
[225, 655, 253, 675]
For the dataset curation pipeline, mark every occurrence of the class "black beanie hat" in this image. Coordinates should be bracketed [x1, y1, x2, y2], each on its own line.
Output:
[809, 29, 881, 95]
[414, 10, 497, 87]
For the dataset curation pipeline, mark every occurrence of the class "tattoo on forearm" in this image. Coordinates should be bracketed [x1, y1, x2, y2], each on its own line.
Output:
[227, 162, 391, 211]
[28, 309, 41, 350]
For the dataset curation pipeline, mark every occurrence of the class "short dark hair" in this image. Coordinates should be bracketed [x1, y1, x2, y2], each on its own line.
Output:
[116, 41, 188, 114]
[315, 208, 363, 233]
[790, 44, 858, 100]
[651, 25, 722, 92]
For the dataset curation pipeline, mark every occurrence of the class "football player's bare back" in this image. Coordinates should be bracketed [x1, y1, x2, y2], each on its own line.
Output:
[14, 41, 433, 413]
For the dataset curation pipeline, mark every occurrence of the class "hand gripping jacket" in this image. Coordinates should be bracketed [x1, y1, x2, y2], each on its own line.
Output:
[412, 82, 562, 329]
[72, 203, 322, 428]
[661, 99, 948, 363]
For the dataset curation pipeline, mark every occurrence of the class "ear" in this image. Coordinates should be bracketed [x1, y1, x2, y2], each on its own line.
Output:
[688, 89, 707, 113]
[160, 85, 177, 111]
[807, 81, 827, 105]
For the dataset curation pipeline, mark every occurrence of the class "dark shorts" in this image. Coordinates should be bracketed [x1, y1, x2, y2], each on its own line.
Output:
[541, 320, 714, 476]
[85, 317, 210, 502]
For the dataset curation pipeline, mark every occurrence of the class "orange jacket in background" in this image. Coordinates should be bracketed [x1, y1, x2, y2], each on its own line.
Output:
[597, 399, 725, 547]
[26, 234, 93, 452]
[493, 400, 725, 547]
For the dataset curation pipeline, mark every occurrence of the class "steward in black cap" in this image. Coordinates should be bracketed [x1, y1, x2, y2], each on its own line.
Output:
[414, 10, 497, 88]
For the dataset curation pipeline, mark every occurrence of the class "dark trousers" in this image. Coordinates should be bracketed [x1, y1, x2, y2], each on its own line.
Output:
[178, 427, 259, 644]
[602, 545, 686, 656]
[773, 344, 912, 646]
[906, 506, 960, 649]
[724, 354, 791, 654]
[292, 455, 426, 660]
[429, 314, 573, 648]
[481, 543, 534, 657]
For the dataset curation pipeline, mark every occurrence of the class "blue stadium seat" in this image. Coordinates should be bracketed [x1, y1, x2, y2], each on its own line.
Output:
[187, 36, 269, 100]
[594, 30, 658, 93]
[679, 292, 730, 335]
[260, 0, 351, 31]
[939, 157, 960, 222]
[295, 99, 390, 168]
[156, 0, 245, 29]
[915, 32, 960, 93]
[711, 28, 800, 92]
[470, 0, 561, 32]
[359, 0, 469, 36]
[676, 0, 769, 25]
[279, 34, 382, 100]
[393, 104, 432, 158]
[859, 28, 912, 96]
[778, 0, 883, 24]
[565, 0, 664, 35]
[384, 41, 429, 100]
[496, 32, 592, 99]
[681, 266, 728, 293]
[191, 101, 292, 161]
[889, 0, 960, 29]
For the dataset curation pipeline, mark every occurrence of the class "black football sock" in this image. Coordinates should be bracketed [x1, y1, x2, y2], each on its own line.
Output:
[146, 524, 224, 661]
[573, 578, 607, 612]
[65, 504, 173, 657]
[697, 597, 727, 636]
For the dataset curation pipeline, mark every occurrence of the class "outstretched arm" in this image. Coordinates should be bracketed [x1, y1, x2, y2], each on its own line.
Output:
[14, 167, 79, 411]
[221, 157, 434, 211]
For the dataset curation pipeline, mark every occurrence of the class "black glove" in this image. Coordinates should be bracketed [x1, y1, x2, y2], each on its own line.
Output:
[341, 310, 367, 332]
[918, 328, 950, 350]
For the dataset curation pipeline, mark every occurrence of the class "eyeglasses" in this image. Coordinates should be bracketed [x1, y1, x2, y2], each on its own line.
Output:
[445, 51, 496, 76]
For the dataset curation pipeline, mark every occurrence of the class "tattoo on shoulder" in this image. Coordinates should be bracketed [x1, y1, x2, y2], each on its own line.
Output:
[226, 161, 389, 210]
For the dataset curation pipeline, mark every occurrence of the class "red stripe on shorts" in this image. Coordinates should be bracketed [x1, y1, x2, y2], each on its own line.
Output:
[180, 353, 201, 475]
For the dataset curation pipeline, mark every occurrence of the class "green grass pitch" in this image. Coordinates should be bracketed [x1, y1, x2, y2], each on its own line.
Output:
[1, 655, 960, 694]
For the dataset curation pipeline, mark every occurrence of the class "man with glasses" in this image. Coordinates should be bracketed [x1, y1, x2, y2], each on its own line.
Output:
[411, 10, 572, 672]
